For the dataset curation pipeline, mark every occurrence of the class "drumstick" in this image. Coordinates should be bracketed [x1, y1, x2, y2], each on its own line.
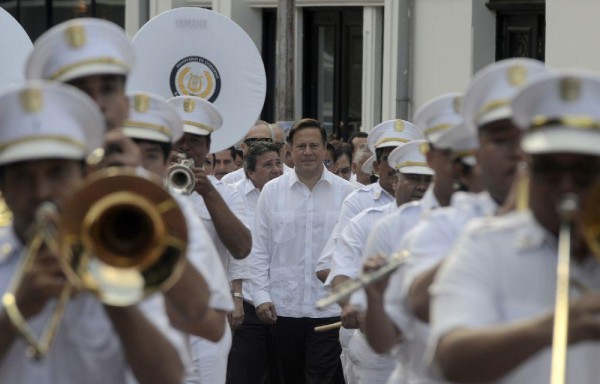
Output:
[314, 321, 342, 332]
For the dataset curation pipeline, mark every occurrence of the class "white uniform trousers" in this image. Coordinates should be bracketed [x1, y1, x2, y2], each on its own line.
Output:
[186, 319, 233, 384]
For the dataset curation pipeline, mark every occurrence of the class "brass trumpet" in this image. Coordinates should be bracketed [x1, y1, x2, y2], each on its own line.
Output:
[165, 153, 196, 195]
[315, 251, 409, 310]
[1, 167, 188, 359]
[550, 182, 600, 384]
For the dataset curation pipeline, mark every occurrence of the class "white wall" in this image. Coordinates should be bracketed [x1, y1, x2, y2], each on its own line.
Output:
[546, 0, 600, 71]
[410, 0, 495, 115]
[411, 0, 472, 114]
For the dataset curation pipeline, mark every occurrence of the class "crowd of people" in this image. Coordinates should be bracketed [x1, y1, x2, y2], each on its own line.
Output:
[0, 9, 599, 384]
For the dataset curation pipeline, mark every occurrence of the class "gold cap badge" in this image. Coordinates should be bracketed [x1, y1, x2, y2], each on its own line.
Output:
[420, 142, 430, 154]
[133, 94, 150, 113]
[20, 88, 44, 113]
[394, 120, 404, 132]
[508, 65, 527, 87]
[183, 98, 196, 113]
[560, 77, 581, 102]
[453, 96, 463, 113]
[65, 24, 86, 49]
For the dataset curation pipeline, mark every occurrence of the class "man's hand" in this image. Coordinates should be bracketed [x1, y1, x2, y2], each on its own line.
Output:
[362, 254, 391, 299]
[256, 302, 277, 325]
[15, 250, 68, 319]
[192, 166, 217, 197]
[229, 297, 245, 331]
[340, 304, 362, 329]
[102, 129, 142, 168]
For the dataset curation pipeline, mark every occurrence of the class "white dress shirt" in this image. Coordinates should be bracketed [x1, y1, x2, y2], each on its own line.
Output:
[188, 176, 250, 287]
[250, 167, 355, 318]
[429, 211, 600, 384]
[231, 177, 261, 303]
[317, 182, 393, 273]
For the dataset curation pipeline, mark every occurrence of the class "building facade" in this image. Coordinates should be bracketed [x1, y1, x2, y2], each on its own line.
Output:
[3, 0, 600, 138]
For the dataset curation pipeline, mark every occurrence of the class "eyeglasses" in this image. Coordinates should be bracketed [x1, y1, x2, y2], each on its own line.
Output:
[244, 137, 273, 146]
[323, 160, 334, 168]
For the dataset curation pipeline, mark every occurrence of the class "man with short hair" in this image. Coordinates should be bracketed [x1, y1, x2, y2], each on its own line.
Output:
[251, 118, 355, 384]
[227, 142, 283, 384]
[221, 121, 274, 185]
[213, 147, 238, 180]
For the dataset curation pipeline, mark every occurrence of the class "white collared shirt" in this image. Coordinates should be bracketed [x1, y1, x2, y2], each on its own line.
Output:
[175, 193, 234, 313]
[250, 167, 355, 318]
[429, 211, 600, 383]
[316, 182, 393, 273]
[231, 177, 261, 303]
[188, 176, 250, 287]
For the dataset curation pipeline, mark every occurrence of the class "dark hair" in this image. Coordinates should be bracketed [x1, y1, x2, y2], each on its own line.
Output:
[288, 118, 327, 146]
[236, 148, 243, 161]
[375, 146, 395, 162]
[326, 142, 337, 162]
[244, 142, 280, 173]
[347, 131, 368, 153]
[132, 139, 172, 163]
[222, 146, 237, 160]
[334, 143, 353, 164]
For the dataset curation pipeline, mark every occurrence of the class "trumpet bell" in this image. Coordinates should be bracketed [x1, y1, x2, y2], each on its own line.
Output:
[166, 163, 195, 195]
[581, 181, 600, 260]
[60, 167, 187, 306]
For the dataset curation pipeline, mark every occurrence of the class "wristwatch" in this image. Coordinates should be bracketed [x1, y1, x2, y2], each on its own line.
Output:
[232, 292, 244, 300]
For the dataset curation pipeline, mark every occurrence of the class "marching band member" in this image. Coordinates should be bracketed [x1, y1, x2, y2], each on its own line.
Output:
[25, 18, 142, 168]
[168, 96, 250, 384]
[120, 91, 234, 344]
[330, 140, 434, 383]
[0, 81, 185, 384]
[363, 58, 548, 384]
[430, 70, 600, 383]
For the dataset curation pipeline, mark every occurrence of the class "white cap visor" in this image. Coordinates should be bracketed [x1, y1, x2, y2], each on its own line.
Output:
[399, 165, 435, 176]
[522, 127, 600, 156]
[123, 126, 171, 143]
[0, 139, 86, 165]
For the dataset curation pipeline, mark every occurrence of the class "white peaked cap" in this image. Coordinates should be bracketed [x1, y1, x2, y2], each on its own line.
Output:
[0, 81, 104, 165]
[367, 119, 424, 154]
[123, 92, 183, 144]
[413, 92, 463, 145]
[26, 18, 133, 82]
[388, 140, 434, 175]
[435, 122, 479, 166]
[463, 58, 548, 133]
[167, 96, 223, 138]
[361, 155, 376, 175]
[512, 70, 600, 156]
